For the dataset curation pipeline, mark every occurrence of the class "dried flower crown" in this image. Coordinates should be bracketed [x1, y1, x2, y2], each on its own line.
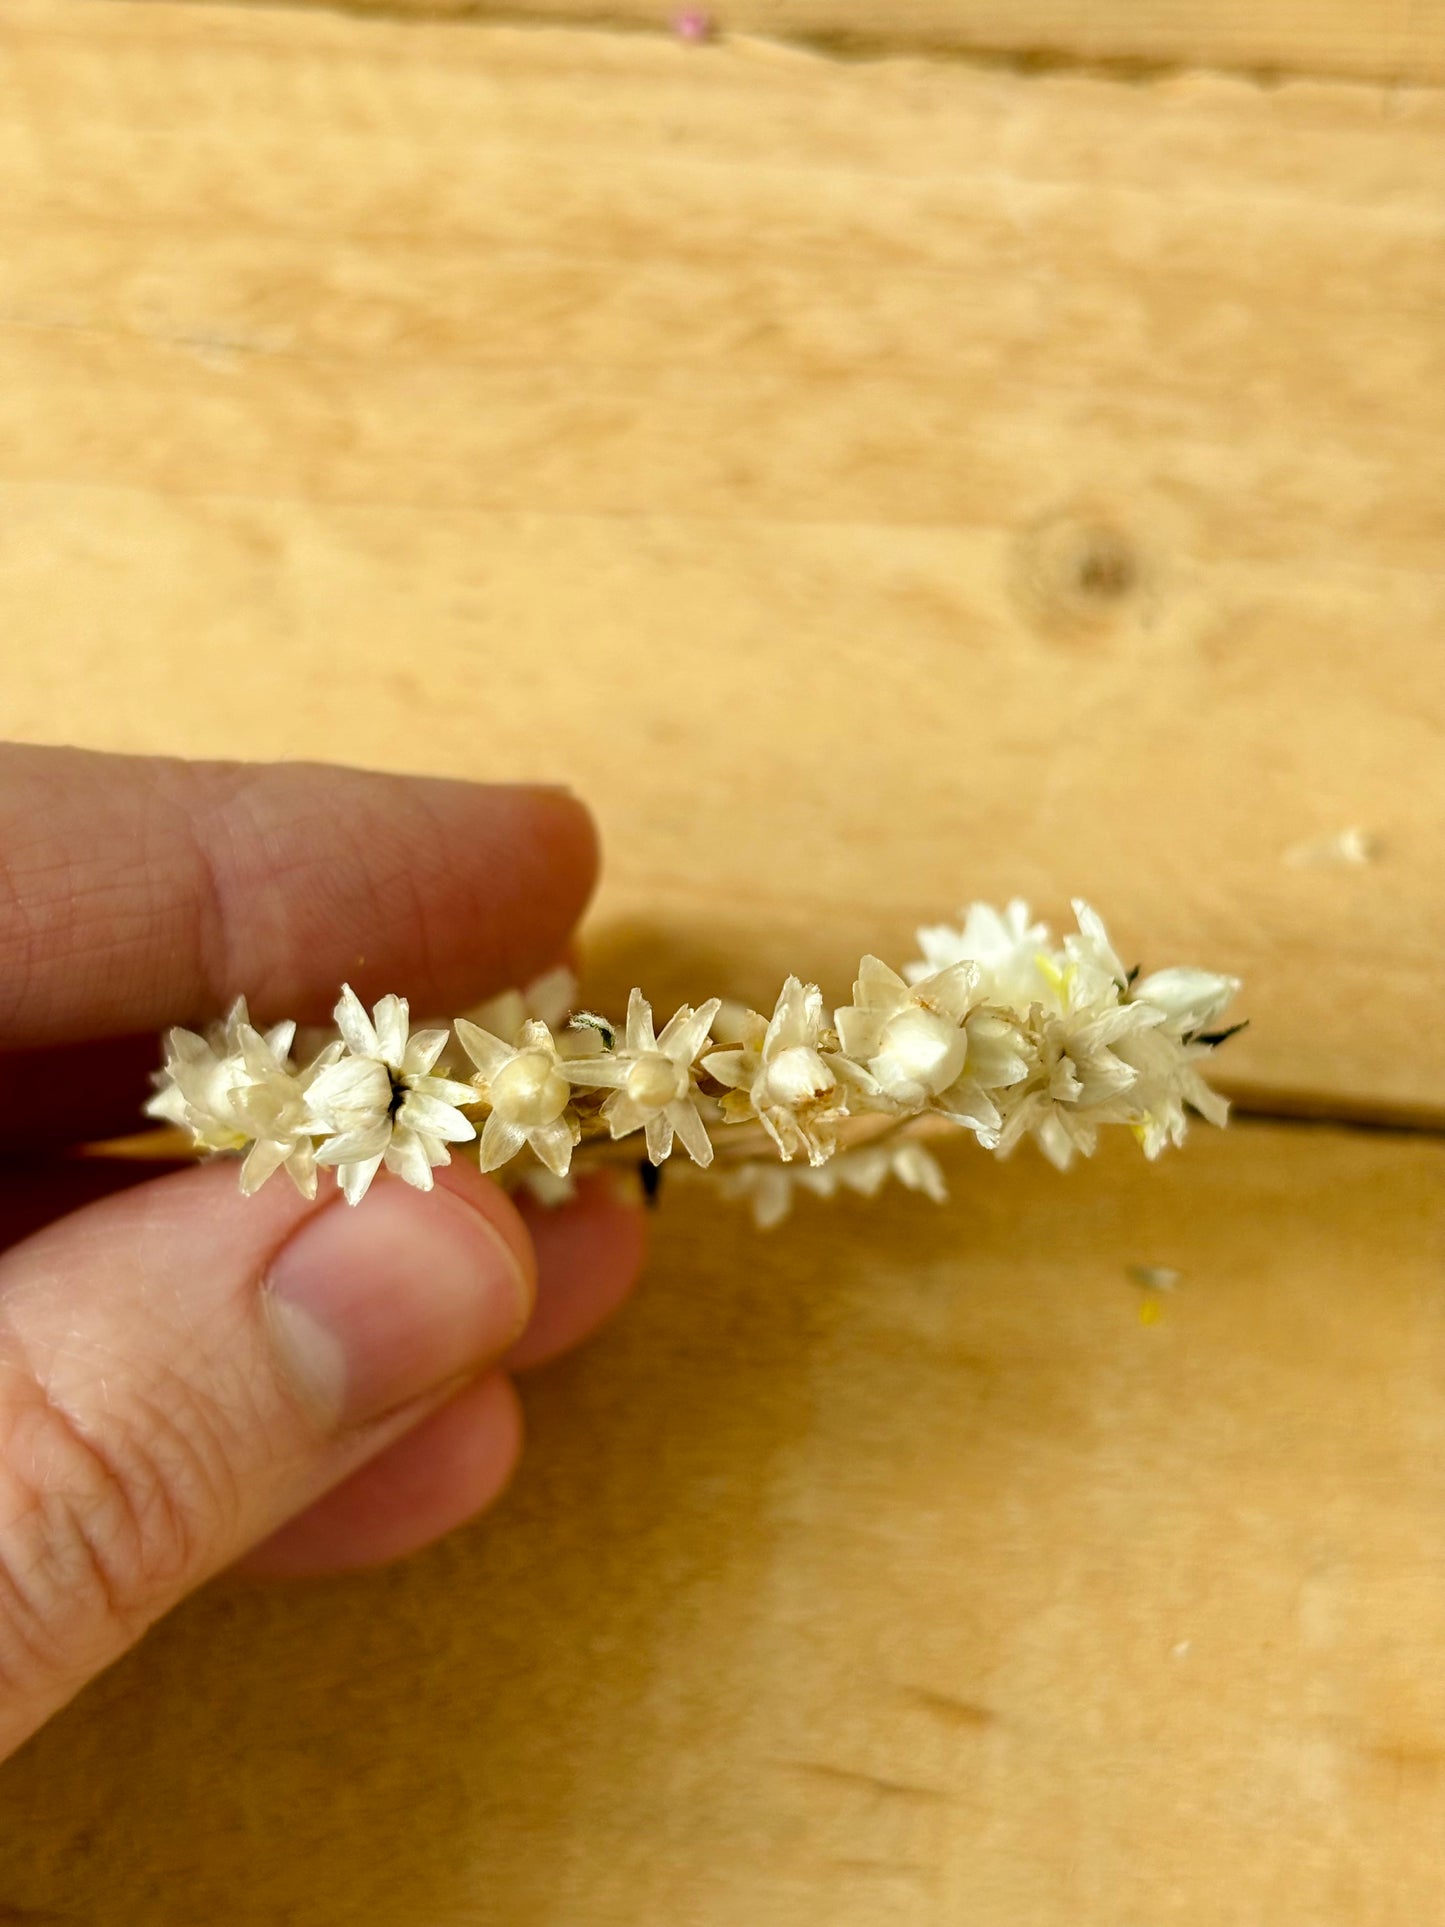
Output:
[145, 899, 1242, 1227]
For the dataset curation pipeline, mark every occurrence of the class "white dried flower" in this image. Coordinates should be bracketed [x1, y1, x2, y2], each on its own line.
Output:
[143, 896, 1242, 1225]
[718, 1138, 949, 1227]
[1112, 1024, 1232, 1157]
[456, 1015, 579, 1178]
[715, 1160, 796, 1230]
[906, 898, 1050, 1006]
[833, 956, 1027, 1141]
[456, 965, 578, 1048]
[1132, 966, 1241, 1037]
[228, 1022, 343, 1200]
[306, 986, 477, 1205]
[567, 989, 721, 1166]
[513, 1165, 578, 1208]
[835, 1139, 950, 1205]
[703, 977, 850, 1166]
[1064, 898, 1130, 991]
[997, 995, 1165, 1170]
[907, 897, 1130, 1021]
[146, 996, 339, 1199]
[146, 996, 275, 1151]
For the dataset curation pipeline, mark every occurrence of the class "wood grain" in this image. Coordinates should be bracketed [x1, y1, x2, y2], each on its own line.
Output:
[2, 1, 1443, 1120]
[2, 7, 1444, 1923]
[174, 0, 1445, 89]
[3, 1122, 1444, 1924]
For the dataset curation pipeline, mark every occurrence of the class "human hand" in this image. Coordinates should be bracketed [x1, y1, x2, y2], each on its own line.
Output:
[0, 746, 646, 1762]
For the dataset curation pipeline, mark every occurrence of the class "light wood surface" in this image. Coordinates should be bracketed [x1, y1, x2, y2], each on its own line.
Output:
[0, 3, 1443, 1920]
[4, 1124, 1445, 1923]
[2, 1, 1443, 1118]
[201, 0, 1445, 88]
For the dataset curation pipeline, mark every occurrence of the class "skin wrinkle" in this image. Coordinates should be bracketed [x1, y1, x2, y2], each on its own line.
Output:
[0, 826, 69, 1050]
[171, 760, 354, 1027]
[0, 1281, 308, 1719]
[0, 748, 647, 1682]
[155, 755, 312, 1028]
[0, 750, 599, 1045]
[171, 761, 250, 1030]
[0, 1296, 221, 1640]
[0, 1180, 323, 1695]
[0, 1360, 176, 1692]
[0, 765, 184, 1042]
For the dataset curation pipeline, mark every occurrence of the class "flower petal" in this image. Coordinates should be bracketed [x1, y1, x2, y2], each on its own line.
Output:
[454, 1019, 515, 1081]
[892, 1142, 948, 1203]
[660, 996, 721, 1065]
[262, 1018, 296, 1062]
[305, 1055, 390, 1123]
[402, 1027, 451, 1077]
[603, 1091, 648, 1138]
[1082, 1002, 1164, 1048]
[144, 1082, 191, 1129]
[480, 1109, 527, 1172]
[384, 1126, 436, 1191]
[339, 1151, 386, 1206]
[1034, 1112, 1077, 1171]
[912, 961, 979, 1023]
[833, 1007, 886, 1061]
[667, 1098, 713, 1168]
[284, 1141, 319, 1200]
[935, 1077, 1002, 1141]
[315, 1118, 392, 1166]
[700, 1047, 751, 1091]
[1134, 967, 1240, 1034]
[643, 1110, 674, 1166]
[852, 954, 907, 1013]
[412, 1073, 479, 1110]
[237, 1023, 284, 1079]
[165, 1026, 212, 1071]
[625, 987, 658, 1055]
[529, 1116, 577, 1178]
[566, 1054, 629, 1091]
[1069, 899, 1126, 985]
[398, 1091, 476, 1143]
[220, 996, 252, 1047]
[334, 984, 380, 1059]
[765, 978, 825, 1055]
[239, 1137, 292, 1195]
[371, 994, 411, 1070]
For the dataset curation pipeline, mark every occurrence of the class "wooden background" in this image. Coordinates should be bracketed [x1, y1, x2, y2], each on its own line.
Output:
[1, 0, 1443, 1918]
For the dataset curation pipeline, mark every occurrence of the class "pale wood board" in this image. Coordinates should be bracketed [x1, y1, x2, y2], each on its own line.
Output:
[2, 2, 1443, 1117]
[282, 0, 1445, 88]
[1, 7, 1444, 1919]
[3, 1123, 1445, 1924]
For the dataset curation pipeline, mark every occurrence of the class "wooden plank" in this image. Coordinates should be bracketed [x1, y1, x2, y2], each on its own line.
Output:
[2, 13, 1445, 1921]
[167, 0, 1445, 90]
[5, 3, 1444, 1117]
[3, 1121, 1444, 1924]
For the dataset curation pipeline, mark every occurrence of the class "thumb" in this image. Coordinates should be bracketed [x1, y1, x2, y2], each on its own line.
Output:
[0, 1159, 533, 1758]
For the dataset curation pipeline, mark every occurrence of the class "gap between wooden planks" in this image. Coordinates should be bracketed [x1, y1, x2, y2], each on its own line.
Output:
[0, 0, 1442, 1125]
[109, 0, 1445, 90]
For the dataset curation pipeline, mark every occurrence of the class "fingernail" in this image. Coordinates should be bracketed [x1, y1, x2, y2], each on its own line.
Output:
[263, 1183, 532, 1428]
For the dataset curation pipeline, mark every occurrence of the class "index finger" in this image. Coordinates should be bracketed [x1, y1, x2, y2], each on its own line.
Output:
[0, 745, 598, 1049]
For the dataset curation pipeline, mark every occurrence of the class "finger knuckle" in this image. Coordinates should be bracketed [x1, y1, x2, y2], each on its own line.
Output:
[0, 1356, 234, 1694]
